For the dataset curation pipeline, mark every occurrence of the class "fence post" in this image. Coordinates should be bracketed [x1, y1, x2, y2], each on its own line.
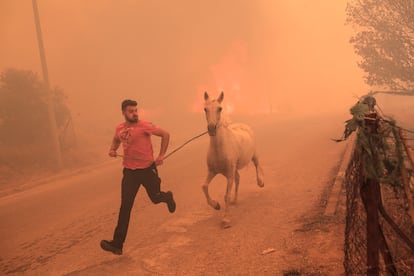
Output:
[360, 112, 381, 276]
[360, 178, 380, 275]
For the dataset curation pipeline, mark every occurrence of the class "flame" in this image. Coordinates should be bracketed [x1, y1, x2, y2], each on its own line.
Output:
[191, 41, 247, 114]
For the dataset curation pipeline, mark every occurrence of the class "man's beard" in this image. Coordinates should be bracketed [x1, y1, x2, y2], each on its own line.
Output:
[125, 116, 138, 123]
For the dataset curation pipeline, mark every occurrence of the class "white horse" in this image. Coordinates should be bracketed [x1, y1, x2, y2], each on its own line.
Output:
[202, 91, 264, 228]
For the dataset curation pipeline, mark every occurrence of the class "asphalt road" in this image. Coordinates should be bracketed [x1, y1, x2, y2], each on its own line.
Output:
[1, 113, 349, 275]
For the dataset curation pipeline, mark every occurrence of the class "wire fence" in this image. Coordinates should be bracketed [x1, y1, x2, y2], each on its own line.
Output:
[343, 114, 414, 275]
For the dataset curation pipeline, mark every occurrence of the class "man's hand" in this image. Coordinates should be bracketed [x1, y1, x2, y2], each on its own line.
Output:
[152, 128, 169, 166]
[155, 155, 164, 166]
[108, 149, 117, 158]
[109, 137, 120, 158]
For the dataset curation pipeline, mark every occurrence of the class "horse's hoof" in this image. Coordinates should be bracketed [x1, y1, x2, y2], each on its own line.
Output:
[221, 219, 231, 229]
[230, 200, 237, 205]
[214, 203, 221, 210]
[258, 180, 264, 188]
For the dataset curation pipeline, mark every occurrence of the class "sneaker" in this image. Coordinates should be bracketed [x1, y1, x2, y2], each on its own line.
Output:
[166, 191, 176, 213]
[100, 240, 122, 255]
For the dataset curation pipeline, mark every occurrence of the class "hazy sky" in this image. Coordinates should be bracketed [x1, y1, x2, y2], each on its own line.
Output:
[1, 0, 368, 126]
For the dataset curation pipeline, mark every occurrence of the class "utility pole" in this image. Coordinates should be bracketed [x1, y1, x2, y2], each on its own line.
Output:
[32, 0, 63, 170]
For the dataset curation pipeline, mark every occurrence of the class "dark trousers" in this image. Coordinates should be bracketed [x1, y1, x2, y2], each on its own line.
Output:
[112, 163, 168, 248]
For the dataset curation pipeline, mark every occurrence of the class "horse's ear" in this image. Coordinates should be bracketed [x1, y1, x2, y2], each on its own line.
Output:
[217, 91, 224, 103]
[204, 91, 209, 101]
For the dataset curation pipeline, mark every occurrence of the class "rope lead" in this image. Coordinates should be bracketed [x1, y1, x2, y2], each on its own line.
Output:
[117, 130, 208, 162]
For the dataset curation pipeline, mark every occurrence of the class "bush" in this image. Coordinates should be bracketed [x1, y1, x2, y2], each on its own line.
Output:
[0, 68, 71, 167]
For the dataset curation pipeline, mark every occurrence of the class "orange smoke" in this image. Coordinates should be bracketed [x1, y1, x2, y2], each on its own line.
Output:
[139, 107, 164, 121]
[191, 41, 248, 114]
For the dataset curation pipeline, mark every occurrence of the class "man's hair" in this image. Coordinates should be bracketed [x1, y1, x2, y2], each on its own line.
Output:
[121, 99, 137, 111]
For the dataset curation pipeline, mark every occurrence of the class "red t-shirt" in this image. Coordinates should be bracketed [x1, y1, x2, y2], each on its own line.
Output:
[114, 120, 159, 169]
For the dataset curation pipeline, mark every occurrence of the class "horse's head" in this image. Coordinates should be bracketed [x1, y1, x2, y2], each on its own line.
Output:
[204, 91, 224, 136]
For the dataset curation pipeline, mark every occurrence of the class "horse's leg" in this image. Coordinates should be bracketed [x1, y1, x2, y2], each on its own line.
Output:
[252, 154, 264, 187]
[231, 170, 240, 204]
[222, 172, 235, 228]
[202, 171, 220, 210]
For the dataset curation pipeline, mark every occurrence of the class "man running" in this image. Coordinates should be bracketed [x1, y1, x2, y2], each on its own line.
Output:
[100, 99, 176, 255]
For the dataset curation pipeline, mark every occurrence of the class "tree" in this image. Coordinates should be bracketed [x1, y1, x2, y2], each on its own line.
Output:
[346, 0, 414, 90]
[0, 69, 48, 145]
[0, 68, 71, 164]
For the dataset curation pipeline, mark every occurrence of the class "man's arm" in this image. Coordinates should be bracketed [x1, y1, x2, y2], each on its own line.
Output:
[152, 127, 170, 165]
[109, 136, 121, 157]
